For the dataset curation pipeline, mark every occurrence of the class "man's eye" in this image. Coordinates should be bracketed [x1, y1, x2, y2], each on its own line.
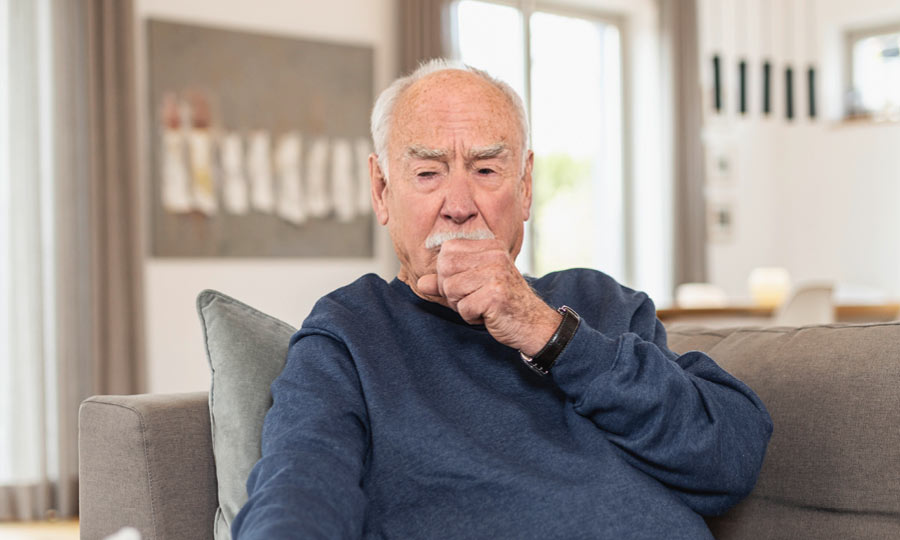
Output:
[477, 168, 495, 175]
[417, 171, 438, 178]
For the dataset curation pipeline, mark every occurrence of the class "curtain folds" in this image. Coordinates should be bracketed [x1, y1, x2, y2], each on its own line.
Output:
[660, 0, 707, 286]
[83, 0, 145, 396]
[397, 0, 454, 75]
[0, 0, 142, 521]
[1, 0, 53, 521]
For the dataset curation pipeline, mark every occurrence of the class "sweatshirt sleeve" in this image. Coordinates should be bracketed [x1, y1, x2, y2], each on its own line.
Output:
[232, 330, 370, 539]
[549, 294, 773, 516]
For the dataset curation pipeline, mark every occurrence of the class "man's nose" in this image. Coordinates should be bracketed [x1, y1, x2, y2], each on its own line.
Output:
[440, 170, 478, 225]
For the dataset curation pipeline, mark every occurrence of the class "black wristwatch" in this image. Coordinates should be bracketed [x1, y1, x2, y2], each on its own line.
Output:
[519, 305, 581, 376]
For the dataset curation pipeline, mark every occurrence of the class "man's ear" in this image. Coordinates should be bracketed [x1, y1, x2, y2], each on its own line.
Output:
[520, 150, 534, 221]
[369, 154, 389, 225]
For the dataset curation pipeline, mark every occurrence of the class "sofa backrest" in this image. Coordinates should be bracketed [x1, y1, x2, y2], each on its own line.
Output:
[667, 323, 900, 539]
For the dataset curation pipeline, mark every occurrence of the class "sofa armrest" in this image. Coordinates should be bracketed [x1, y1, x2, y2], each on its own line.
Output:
[79, 392, 217, 540]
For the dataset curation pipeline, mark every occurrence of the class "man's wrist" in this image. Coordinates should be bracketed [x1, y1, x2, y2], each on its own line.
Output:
[519, 305, 581, 376]
[518, 306, 563, 357]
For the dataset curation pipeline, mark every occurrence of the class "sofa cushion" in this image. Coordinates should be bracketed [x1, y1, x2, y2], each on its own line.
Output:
[667, 323, 900, 539]
[197, 289, 297, 540]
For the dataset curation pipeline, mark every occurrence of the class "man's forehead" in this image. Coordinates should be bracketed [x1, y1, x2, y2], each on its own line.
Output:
[403, 69, 503, 103]
[393, 71, 517, 128]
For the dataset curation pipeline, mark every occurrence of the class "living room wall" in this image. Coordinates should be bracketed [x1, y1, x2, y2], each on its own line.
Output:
[136, 0, 398, 393]
[699, 0, 900, 301]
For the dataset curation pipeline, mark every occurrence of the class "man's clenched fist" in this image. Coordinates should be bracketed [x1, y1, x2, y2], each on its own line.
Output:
[417, 238, 561, 356]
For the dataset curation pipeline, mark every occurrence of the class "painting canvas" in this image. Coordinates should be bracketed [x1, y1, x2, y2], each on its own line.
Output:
[147, 19, 375, 257]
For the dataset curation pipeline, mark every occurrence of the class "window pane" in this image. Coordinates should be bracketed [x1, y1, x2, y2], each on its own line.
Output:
[851, 30, 900, 116]
[530, 12, 623, 280]
[454, 1, 526, 101]
[454, 3, 624, 280]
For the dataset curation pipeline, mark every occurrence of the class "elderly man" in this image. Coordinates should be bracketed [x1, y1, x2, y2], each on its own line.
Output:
[232, 60, 772, 539]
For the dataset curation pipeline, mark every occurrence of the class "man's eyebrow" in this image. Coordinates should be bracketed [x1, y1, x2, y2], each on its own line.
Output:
[467, 143, 508, 161]
[403, 143, 509, 162]
[405, 145, 448, 161]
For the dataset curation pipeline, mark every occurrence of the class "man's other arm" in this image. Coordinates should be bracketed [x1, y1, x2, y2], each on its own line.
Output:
[232, 331, 369, 539]
[551, 294, 773, 516]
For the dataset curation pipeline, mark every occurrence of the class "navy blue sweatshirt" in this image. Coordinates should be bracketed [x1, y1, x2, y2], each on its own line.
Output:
[233, 269, 772, 539]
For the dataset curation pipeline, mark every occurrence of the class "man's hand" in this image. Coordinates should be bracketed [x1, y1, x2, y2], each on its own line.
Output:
[416, 238, 562, 356]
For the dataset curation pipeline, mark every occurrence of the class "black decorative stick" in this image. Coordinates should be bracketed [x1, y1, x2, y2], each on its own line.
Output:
[713, 54, 722, 113]
[739, 60, 747, 114]
[785, 66, 794, 120]
[808, 66, 816, 118]
[763, 61, 771, 115]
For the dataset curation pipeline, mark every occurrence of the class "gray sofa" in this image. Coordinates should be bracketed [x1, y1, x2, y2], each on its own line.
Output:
[79, 314, 900, 539]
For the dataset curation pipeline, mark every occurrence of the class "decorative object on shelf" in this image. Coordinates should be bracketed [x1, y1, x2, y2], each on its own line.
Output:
[748, 266, 792, 308]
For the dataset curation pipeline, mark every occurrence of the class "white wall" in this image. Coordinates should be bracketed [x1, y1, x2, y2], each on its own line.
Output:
[698, 0, 900, 301]
[135, 0, 398, 393]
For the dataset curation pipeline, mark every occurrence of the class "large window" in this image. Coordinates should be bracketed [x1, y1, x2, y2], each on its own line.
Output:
[455, 1, 625, 282]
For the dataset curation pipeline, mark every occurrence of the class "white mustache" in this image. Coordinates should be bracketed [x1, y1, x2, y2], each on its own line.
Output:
[425, 229, 495, 250]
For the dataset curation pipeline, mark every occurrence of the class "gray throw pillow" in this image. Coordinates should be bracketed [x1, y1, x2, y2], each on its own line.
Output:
[196, 289, 297, 540]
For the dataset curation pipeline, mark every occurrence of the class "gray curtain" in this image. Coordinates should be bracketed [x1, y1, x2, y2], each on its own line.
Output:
[81, 0, 145, 397]
[397, 0, 454, 75]
[660, 0, 707, 286]
[0, 0, 142, 521]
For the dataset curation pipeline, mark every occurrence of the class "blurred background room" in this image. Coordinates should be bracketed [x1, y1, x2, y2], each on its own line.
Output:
[1, 0, 899, 535]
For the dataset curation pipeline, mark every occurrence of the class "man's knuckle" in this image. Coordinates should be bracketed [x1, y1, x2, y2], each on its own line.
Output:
[442, 276, 460, 298]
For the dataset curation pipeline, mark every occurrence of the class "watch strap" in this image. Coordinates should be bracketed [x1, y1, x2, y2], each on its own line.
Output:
[519, 305, 581, 376]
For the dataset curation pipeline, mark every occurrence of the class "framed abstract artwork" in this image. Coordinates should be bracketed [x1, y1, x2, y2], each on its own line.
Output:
[146, 19, 375, 257]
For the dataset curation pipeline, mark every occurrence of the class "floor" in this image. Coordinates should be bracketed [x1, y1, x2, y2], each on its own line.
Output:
[0, 520, 79, 540]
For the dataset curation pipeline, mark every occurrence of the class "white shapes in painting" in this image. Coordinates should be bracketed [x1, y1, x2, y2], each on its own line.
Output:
[221, 132, 249, 215]
[159, 93, 192, 213]
[355, 137, 372, 215]
[188, 129, 217, 215]
[247, 130, 276, 214]
[161, 130, 192, 213]
[186, 91, 217, 215]
[157, 89, 374, 227]
[331, 138, 356, 222]
[305, 137, 331, 219]
[275, 132, 306, 225]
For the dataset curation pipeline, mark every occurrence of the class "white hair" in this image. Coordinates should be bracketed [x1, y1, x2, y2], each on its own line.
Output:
[370, 58, 530, 181]
[424, 229, 495, 250]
